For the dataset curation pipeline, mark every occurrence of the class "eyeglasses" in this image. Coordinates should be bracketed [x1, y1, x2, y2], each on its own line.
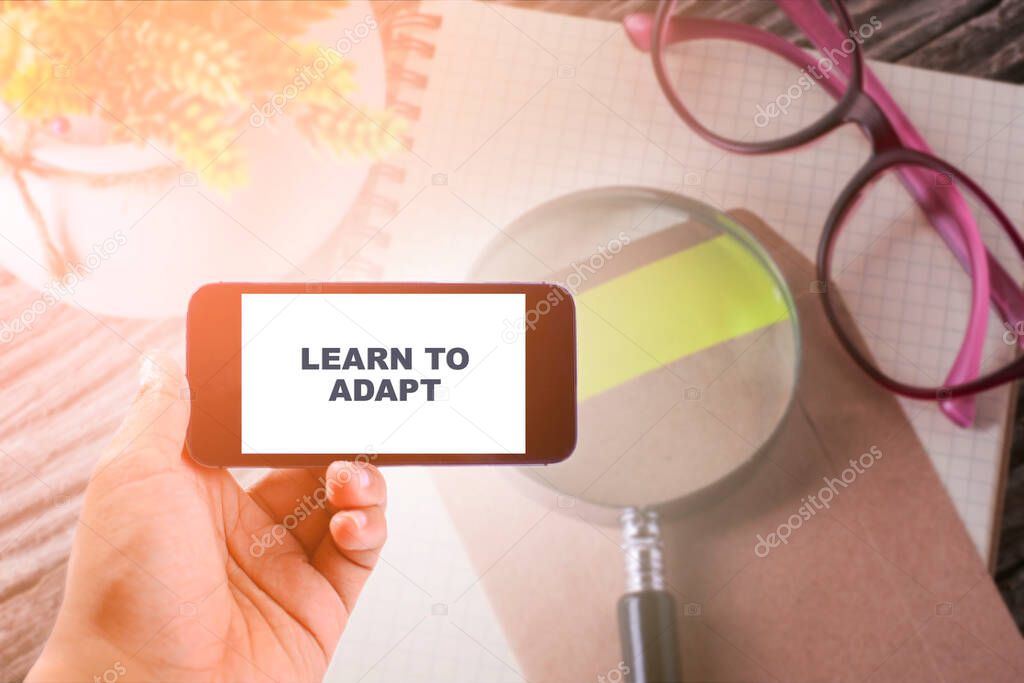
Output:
[623, 0, 1024, 427]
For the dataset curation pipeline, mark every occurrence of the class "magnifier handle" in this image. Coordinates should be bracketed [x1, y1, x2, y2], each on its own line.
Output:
[617, 589, 681, 683]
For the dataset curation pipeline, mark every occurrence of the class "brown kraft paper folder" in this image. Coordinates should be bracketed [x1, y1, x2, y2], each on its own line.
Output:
[432, 209, 1024, 683]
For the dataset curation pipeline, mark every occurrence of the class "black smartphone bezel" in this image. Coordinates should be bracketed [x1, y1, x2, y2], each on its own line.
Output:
[185, 282, 576, 467]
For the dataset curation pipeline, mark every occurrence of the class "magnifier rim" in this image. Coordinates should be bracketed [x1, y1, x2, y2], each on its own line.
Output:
[468, 185, 803, 516]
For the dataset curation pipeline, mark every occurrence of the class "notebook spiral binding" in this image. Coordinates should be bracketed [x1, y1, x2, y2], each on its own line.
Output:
[313, 2, 442, 282]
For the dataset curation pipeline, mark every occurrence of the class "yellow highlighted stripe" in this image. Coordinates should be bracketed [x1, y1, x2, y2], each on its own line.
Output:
[577, 234, 790, 401]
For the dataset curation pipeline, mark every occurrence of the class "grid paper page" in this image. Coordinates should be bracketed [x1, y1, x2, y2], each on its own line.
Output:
[378, 2, 1024, 560]
[320, 4, 1024, 680]
[325, 468, 525, 683]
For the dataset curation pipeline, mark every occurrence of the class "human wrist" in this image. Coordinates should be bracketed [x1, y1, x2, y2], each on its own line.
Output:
[26, 630, 152, 683]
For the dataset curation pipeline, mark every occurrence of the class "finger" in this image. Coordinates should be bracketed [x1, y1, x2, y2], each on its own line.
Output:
[95, 349, 191, 474]
[330, 506, 387, 554]
[245, 460, 384, 557]
[312, 503, 387, 613]
[246, 467, 331, 555]
[325, 461, 386, 510]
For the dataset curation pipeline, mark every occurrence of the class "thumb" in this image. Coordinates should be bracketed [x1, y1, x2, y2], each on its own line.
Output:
[94, 349, 191, 475]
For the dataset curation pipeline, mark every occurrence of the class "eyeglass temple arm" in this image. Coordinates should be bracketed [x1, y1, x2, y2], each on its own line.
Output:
[625, 10, 1024, 425]
[774, 0, 1024, 425]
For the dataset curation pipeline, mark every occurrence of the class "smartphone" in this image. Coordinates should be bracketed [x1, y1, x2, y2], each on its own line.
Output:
[185, 282, 576, 467]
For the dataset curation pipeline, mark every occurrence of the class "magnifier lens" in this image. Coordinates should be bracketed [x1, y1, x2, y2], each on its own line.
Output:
[470, 188, 799, 511]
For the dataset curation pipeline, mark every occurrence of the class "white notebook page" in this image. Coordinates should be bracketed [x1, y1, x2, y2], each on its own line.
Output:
[327, 4, 1024, 681]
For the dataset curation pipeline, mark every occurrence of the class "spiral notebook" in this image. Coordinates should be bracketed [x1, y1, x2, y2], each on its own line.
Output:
[361, 1, 1023, 558]
[322, 3, 1024, 682]
[296, 2, 442, 282]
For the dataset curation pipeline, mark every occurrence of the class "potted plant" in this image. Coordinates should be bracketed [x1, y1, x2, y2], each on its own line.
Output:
[0, 0, 399, 318]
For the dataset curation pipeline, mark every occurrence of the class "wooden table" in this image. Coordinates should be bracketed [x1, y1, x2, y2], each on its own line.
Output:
[1, 1, 1022, 680]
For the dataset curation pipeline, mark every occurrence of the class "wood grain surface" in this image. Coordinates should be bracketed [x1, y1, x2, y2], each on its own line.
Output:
[1, 1, 1022, 680]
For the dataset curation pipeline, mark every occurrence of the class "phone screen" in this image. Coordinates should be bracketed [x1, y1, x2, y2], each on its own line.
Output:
[239, 293, 526, 455]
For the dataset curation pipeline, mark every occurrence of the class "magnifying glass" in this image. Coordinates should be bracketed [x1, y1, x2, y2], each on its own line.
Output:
[469, 187, 801, 683]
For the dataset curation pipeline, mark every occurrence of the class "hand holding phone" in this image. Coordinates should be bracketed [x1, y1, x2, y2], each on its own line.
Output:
[186, 283, 577, 467]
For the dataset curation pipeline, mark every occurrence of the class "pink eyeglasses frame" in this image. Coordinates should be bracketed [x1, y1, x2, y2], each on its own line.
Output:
[623, 0, 1024, 427]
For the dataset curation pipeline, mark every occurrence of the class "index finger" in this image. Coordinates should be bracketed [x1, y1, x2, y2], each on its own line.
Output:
[325, 460, 387, 510]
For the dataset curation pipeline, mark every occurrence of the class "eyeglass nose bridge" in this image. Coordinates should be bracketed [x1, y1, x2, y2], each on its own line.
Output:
[843, 91, 903, 154]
